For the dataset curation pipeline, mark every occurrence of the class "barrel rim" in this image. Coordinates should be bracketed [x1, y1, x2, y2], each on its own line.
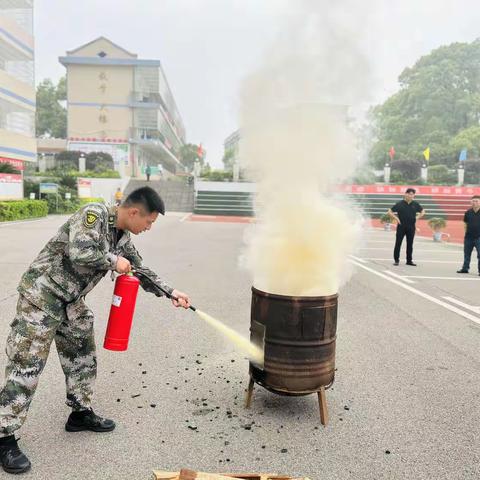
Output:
[252, 286, 338, 302]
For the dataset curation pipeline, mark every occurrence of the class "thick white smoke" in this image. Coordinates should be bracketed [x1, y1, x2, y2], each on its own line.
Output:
[240, 0, 374, 296]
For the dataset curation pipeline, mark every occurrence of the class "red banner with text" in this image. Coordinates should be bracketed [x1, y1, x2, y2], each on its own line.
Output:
[337, 185, 480, 196]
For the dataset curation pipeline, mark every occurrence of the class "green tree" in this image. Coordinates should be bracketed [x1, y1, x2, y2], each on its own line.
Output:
[222, 147, 236, 171]
[427, 165, 456, 184]
[178, 144, 204, 171]
[391, 159, 421, 182]
[370, 39, 480, 169]
[36, 77, 67, 138]
[450, 126, 480, 160]
[465, 159, 480, 184]
[85, 151, 114, 171]
[54, 150, 114, 172]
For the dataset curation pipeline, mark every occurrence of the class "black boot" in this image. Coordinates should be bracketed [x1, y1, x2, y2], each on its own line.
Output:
[65, 409, 115, 433]
[0, 435, 31, 474]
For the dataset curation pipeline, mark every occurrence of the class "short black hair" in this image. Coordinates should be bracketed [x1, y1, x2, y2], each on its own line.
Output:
[472, 195, 480, 200]
[124, 186, 165, 215]
[405, 188, 416, 194]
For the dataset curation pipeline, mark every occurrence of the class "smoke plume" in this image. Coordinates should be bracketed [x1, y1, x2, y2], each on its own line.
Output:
[240, 0, 374, 296]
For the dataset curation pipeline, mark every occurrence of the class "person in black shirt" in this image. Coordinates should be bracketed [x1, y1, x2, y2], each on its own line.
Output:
[457, 195, 480, 275]
[387, 188, 425, 266]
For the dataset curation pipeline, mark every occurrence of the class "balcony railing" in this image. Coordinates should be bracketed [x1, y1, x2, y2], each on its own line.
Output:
[129, 127, 181, 153]
[131, 91, 165, 108]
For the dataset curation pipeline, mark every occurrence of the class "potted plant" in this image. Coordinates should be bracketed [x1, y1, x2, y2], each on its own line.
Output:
[427, 217, 449, 242]
[380, 213, 394, 231]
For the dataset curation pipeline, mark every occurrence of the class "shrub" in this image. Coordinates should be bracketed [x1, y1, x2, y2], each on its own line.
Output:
[0, 200, 48, 222]
[44, 196, 104, 214]
[34, 169, 120, 179]
[380, 213, 393, 223]
[54, 150, 115, 172]
[464, 160, 480, 184]
[201, 170, 233, 182]
[428, 165, 457, 184]
[391, 160, 421, 182]
[427, 217, 447, 231]
[86, 152, 114, 171]
[77, 169, 120, 178]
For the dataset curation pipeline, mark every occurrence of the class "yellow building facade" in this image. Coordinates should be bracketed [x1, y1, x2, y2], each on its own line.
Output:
[59, 37, 186, 177]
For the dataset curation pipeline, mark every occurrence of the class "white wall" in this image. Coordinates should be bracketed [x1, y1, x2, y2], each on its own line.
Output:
[77, 177, 130, 204]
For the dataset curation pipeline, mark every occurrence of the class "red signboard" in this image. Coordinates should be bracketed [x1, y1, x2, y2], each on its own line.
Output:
[0, 157, 24, 171]
[337, 184, 480, 196]
[0, 173, 22, 183]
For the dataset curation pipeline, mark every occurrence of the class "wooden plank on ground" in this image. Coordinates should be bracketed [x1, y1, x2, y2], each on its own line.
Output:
[179, 470, 243, 480]
[152, 471, 311, 480]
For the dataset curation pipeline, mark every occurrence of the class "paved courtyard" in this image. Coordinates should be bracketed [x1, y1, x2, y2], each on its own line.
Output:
[0, 214, 477, 479]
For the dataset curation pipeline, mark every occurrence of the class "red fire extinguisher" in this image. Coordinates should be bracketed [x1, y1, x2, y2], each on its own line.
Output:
[104, 273, 140, 351]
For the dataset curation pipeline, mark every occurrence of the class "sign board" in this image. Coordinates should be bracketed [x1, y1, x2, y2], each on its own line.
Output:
[65, 192, 71, 199]
[39, 183, 58, 194]
[29, 192, 35, 200]
[77, 178, 92, 198]
[0, 174, 22, 184]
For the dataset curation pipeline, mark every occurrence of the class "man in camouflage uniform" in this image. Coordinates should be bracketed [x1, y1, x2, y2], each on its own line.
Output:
[0, 186, 191, 474]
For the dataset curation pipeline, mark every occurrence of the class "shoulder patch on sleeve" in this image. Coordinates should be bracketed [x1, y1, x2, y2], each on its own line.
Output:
[84, 210, 100, 228]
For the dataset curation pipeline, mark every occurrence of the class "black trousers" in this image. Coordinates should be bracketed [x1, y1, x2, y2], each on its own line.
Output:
[394, 224, 416, 263]
[461, 236, 480, 272]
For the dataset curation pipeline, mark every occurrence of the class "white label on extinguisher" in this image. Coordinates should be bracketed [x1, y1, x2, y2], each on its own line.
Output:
[112, 294, 122, 307]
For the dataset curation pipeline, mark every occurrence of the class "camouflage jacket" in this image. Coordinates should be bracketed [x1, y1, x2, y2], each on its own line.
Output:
[18, 203, 174, 317]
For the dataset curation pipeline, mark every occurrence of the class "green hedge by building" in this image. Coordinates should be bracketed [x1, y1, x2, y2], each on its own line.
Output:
[0, 197, 104, 222]
[0, 200, 48, 222]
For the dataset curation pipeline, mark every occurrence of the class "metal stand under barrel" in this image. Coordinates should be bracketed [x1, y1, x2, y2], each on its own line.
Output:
[245, 287, 338, 427]
[245, 375, 330, 426]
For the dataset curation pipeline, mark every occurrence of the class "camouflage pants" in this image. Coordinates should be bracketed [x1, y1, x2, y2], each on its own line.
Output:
[0, 295, 97, 436]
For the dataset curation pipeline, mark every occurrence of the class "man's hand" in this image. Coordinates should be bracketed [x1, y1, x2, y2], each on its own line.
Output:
[171, 289, 191, 309]
[115, 256, 131, 274]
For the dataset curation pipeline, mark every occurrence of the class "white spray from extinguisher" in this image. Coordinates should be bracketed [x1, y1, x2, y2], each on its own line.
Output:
[195, 310, 264, 367]
[133, 269, 264, 366]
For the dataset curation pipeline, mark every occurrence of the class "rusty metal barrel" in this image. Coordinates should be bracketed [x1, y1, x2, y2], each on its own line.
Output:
[249, 286, 338, 395]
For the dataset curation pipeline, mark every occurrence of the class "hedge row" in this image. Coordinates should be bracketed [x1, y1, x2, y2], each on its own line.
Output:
[0, 200, 48, 222]
[0, 197, 104, 221]
[45, 196, 104, 214]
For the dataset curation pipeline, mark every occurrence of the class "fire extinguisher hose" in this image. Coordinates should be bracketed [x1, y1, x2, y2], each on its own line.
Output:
[131, 268, 196, 311]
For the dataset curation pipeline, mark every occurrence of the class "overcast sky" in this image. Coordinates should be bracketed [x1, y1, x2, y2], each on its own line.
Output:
[35, 0, 480, 167]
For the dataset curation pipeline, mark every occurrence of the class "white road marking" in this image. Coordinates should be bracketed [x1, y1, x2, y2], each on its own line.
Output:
[405, 276, 480, 281]
[359, 247, 458, 253]
[363, 258, 459, 264]
[348, 255, 367, 263]
[179, 213, 192, 222]
[383, 270, 416, 284]
[349, 258, 480, 326]
[442, 296, 480, 313]
[0, 218, 44, 227]
[364, 240, 432, 244]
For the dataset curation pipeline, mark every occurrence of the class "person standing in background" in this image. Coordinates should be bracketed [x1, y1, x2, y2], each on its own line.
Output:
[388, 188, 425, 266]
[114, 187, 123, 206]
[457, 195, 480, 275]
[145, 165, 151, 182]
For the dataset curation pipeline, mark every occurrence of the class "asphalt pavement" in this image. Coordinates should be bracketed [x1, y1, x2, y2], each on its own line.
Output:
[0, 215, 478, 480]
